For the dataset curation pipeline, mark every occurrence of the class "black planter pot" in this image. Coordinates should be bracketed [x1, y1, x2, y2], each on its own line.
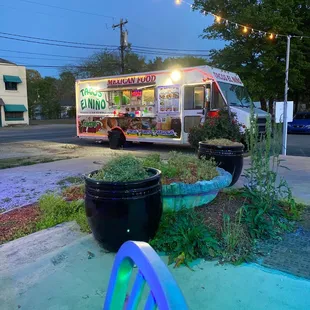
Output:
[84, 168, 162, 252]
[198, 142, 244, 187]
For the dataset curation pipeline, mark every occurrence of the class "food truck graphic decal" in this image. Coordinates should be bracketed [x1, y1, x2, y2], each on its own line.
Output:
[76, 66, 269, 144]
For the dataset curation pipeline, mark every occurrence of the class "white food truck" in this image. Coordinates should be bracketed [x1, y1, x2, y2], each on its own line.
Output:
[75, 65, 268, 144]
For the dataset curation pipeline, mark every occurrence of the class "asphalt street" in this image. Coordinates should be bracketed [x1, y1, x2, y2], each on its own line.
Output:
[0, 124, 310, 157]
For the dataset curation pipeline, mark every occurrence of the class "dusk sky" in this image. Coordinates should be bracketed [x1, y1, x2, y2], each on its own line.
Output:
[0, 0, 225, 77]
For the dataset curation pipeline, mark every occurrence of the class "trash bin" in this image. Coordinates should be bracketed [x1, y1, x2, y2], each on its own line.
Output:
[108, 130, 125, 149]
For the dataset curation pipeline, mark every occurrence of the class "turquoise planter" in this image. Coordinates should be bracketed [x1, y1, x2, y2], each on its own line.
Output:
[162, 168, 232, 211]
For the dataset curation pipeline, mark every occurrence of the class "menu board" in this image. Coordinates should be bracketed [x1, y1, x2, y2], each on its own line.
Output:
[158, 86, 180, 113]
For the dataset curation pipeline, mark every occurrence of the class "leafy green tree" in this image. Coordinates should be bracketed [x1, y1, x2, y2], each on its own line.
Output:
[26, 69, 42, 119]
[38, 77, 61, 119]
[147, 56, 209, 71]
[193, 0, 310, 111]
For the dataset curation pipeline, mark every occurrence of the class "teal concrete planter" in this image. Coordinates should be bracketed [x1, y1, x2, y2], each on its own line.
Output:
[162, 168, 232, 211]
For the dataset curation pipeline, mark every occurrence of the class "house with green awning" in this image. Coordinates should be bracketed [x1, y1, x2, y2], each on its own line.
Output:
[0, 58, 29, 127]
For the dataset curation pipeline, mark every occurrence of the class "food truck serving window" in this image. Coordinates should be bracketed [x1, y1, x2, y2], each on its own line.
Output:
[106, 88, 155, 107]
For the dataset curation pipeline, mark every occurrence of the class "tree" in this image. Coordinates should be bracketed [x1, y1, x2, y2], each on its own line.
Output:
[26, 69, 42, 119]
[38, 77, 61, 119]
[147, 56, 209, 71]
[193, 0, 310, 111]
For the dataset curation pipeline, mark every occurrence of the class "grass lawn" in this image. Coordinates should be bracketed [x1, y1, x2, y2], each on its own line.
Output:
[0, 156, 74, 169]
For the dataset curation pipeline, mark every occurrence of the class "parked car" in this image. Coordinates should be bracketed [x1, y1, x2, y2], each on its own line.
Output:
[288, 112, 310, 133]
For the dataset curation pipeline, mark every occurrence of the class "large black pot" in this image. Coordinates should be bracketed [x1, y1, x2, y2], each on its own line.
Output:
[198, 142, 244, 187]
[84, 168, 162, 252]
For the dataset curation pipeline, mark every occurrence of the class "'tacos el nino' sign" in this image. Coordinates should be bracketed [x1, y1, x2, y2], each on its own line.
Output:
[80, 87, 106, 111]
[107, 75, 156, 87]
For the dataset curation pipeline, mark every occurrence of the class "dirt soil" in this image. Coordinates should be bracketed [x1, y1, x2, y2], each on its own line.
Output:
[196, 191, 246, 237]
[0, 205, 41, 244]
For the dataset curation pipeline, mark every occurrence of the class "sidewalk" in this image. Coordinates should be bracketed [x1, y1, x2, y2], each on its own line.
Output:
[236, 155, 310, 204]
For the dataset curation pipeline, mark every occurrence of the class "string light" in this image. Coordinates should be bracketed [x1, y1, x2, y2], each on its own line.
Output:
[175, 0, 310, 40]
[215, 15, 221, 23]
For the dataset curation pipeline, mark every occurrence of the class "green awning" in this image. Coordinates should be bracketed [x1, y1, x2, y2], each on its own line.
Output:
[3, 75, 22, 83]
[4, 104, 27, 112]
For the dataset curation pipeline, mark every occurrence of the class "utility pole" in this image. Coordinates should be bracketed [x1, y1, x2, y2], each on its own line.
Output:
[112, 18, 128, 74]
[282, 35, 291, 156]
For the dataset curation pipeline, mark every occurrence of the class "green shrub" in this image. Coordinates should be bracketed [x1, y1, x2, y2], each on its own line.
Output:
[142, 152, 218, 184]
[150, 209, 220, 264]
[188, 109, 243, 149]
[37, 194, 89, 233]
[92, 155, 149, 182]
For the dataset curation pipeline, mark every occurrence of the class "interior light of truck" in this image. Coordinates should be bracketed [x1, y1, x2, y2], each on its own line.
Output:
[171, 70, 181, 82]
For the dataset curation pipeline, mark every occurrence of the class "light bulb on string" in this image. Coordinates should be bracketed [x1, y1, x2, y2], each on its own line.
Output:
[235, 23, 239, 29]
[243, 26, 248, 33]
[225, 19, 229, 26]
[251, 29, 255, 34]
[215, 15, 221, 23]
[275, 34, 278, 39]
[269, 33, 274, 39]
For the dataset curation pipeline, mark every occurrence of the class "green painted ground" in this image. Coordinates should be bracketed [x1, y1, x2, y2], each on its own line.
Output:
[1, 234, 310, 310]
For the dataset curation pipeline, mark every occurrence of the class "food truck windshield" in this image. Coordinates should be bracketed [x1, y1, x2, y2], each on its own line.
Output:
[218, 82, 252, 108]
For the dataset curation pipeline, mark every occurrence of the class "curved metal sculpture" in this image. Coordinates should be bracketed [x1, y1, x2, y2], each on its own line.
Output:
[103, 241, 188, 310]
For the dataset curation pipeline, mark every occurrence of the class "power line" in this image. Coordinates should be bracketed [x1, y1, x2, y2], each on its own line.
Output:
[16, 0, 116, 20]
[0, 35, 112, 50]
[0, 30, 212, 53]
[0, 55, 84, 61]
[0, 31, 117, 48]
[0, 49, 88, 59]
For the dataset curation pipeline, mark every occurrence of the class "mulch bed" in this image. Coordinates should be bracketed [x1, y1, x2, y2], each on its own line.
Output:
[196, 192, 246, 237]
[0, 204, 41, 245]
[62, 185, 85, 201]
[0, 191, 246, 245]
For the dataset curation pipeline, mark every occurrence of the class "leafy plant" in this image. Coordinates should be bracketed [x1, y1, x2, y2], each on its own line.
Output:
[92, 155, 149, 182]
[241, 106, 296, 239]
[150, 208, 220, 264]
[37, 194, 89, 232]
[188, 109, 243, 149]
[142, 152, 218, 184]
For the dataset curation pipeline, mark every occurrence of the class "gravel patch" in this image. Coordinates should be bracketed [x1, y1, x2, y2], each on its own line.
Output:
[0, 171, 81, 213]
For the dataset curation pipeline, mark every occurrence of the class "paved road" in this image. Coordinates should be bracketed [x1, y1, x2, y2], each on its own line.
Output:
[0, 124, 310, 156]
[0, 124, 76, 143]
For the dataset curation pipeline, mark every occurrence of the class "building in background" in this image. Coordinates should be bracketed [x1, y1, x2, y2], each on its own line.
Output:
[0, 58, 29, 127]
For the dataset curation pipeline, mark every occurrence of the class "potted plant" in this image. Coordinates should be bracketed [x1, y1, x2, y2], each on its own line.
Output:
[198, 138, 244, 186]
[84, 155, 162, 252]
[188, 109, 244, 150]
[142, 152, 232, 212]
